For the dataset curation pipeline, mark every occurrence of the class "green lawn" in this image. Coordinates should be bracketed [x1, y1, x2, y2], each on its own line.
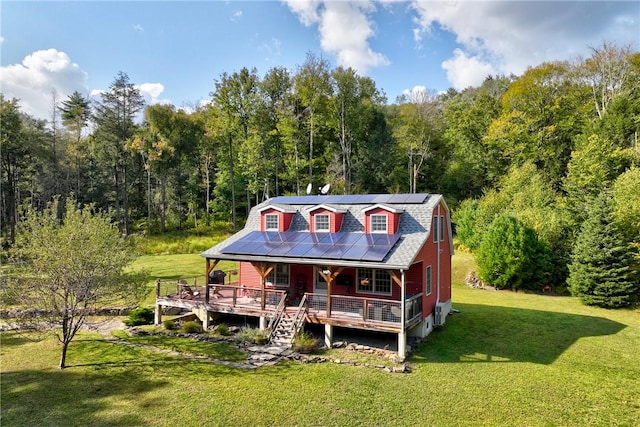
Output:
[2, 252, 639, 426]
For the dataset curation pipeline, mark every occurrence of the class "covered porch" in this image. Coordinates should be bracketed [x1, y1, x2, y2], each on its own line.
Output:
[154, 260, 424, 358]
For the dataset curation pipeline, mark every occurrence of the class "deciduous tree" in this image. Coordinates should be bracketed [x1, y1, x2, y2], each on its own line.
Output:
[9, 197, 146, 368]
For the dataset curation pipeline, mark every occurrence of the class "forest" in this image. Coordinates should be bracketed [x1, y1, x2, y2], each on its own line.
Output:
[1, 42, 639, 305]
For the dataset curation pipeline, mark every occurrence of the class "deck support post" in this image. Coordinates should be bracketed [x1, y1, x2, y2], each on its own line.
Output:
[398, 331, 407, 360]
[324, 324, 333, 348]
[202, 310, 210, 330]
[154, 304, 162, 325]
[259, 315, 267, 331]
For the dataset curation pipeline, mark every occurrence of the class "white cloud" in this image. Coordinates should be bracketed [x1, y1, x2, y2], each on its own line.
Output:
[0, 36, 5, 44]
[442, 49, 496, 90]
[230, 9, 243, 22]
[132, 24, 144, 33]
[136, 82, 172, 106]
[285, 0, 389, 74]
[411, 1, 639, 88]
[0, 49, 88, 120]
[260, 37, 282, 61]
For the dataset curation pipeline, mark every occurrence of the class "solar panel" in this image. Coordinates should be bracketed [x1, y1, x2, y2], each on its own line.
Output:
[221, 229, 400, 263]
[267, 193, 429, 206]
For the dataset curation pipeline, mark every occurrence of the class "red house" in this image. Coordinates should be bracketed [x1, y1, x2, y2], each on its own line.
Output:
[155, 193, 453, 359]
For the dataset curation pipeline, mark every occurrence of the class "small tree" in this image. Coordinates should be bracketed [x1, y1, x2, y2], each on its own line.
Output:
[476, 213, 551, 290]
[10, 197, 146, 368]
[568, 192, 638, 308]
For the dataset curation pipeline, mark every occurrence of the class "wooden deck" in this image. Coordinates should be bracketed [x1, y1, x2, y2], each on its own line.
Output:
[155, 282, 423, 333]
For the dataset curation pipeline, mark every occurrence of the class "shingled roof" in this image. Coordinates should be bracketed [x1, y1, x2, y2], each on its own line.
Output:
[200, 193, 452, 270]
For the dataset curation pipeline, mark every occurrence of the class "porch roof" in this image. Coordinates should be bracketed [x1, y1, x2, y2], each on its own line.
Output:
[201, 193, 451, 270]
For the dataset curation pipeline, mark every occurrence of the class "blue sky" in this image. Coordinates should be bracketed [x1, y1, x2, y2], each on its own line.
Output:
[1, 1, 638, 121]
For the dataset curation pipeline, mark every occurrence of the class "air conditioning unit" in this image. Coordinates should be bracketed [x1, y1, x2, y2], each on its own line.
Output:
[434, 304, 445, 326]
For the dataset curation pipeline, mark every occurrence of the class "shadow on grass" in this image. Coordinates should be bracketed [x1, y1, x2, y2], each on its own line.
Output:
[1, 336, 252, 426]
[1, 368, 169, 426]
[413, 303, 626, 365]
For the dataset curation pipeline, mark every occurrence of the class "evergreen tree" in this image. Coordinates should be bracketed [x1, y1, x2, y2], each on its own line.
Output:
[568, 192, 638, 308]
[476, 213, 552, 291]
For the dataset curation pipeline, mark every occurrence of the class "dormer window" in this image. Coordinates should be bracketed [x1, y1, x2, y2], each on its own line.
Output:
[371, 215, 388, 233]
[307, 204, 346, 232]
[265, 214, 279, 231]
[315, 214, 330, 232]
[363, 203, 403, 234]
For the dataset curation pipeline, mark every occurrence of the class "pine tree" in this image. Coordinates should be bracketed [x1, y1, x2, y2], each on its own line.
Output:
[568, 192, 638, 308]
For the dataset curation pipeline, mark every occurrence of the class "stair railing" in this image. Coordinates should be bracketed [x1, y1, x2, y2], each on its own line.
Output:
[267, 292, 288, 341]
[290, 293, 309, 340]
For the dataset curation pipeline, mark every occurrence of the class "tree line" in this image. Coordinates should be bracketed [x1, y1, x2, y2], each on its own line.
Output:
[2, 44, 638, 305]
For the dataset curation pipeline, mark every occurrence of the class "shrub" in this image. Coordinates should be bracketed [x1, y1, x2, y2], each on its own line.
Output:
[213, 323, 231, 336]
[163, 319, 177, 330]
[236, 327, 268, 344]
[180, 321, 203, 334]
[123, 307, 155, 327]
[292, 329, 318, 353]
[476, 213, 552, 291]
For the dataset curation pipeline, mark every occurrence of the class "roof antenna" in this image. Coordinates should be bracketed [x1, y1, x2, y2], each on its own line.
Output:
[306, 183, 313, 195]
[320, 183, 331, 194]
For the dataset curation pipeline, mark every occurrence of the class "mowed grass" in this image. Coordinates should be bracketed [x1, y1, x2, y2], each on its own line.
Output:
[2, 252, 639, 426]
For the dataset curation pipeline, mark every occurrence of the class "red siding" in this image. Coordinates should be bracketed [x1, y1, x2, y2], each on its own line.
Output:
[239, 199, 452, 321]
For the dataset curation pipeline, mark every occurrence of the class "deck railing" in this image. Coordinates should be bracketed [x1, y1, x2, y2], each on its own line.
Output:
[306, 293, 423, 325]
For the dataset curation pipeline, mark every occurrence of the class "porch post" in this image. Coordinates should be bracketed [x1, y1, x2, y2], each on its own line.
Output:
[205, 259, 220, 305]
[317, 267, 343, 317]
[154, 304, 162, 325]
[398, 269, 407, 360]
[154, 279, 162, 325]
[324, 324, 333, 348]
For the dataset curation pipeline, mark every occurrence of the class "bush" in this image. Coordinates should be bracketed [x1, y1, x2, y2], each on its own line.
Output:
[123, 307, 155, 327]
[213, 323, 231, 336]
[163, 319, 177, 330]
[236, 327, 268, 344]
[292, 329, 318, 353]
[476, 213, 552, 291]
[180, 321, 203, 334]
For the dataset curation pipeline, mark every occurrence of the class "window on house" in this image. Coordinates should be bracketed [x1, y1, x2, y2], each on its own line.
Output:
[267, 264, 290, 287]
[356, 268, 392, 295]
[315, 214, 330, 232]
[426, 265, 432, 295]
[315, 266, 328, 292]
[433, 215, 444, 242]
[265, 214, 279, 231]
[371, 214, 388, 233]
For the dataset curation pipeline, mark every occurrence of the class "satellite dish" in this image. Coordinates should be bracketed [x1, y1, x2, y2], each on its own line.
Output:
[306, 183, 313, 195]
[320, 183, 331, 194]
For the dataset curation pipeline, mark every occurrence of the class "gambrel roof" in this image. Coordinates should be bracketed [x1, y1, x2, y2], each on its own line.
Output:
[201, 193, 453, 270]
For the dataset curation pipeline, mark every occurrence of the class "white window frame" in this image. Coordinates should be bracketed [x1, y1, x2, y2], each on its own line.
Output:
[426, 265, 432, 296]
[314, 214, 330, 232]
[266, 264, 290, 288]
[265, 214, 279, 231]
[371, 214, 388, 233]
[356, 268, 392, 295]
[439, 215, 445, 242]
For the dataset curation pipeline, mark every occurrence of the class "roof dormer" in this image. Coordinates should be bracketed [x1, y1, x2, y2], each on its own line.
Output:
[362, 203, 403, 234]
[307, 204, 346, 233]
[258, 204, 296, 232]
